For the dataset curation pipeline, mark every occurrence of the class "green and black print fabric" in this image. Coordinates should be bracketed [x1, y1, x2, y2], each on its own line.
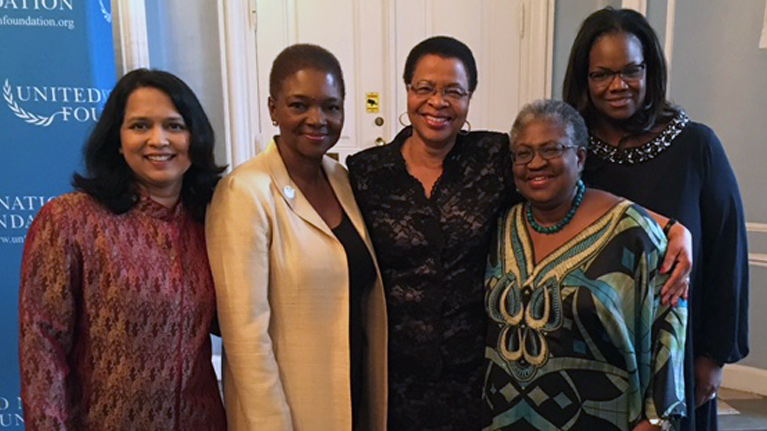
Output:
[483, 200, 687, 431]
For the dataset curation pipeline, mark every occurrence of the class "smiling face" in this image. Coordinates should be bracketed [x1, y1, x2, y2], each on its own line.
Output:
[512, 119, 586, 211]
[406, 54, 471, 149]
[588, 31, 647, 122]
[120, 87, 191, 202]
[268, 68, 344, 162]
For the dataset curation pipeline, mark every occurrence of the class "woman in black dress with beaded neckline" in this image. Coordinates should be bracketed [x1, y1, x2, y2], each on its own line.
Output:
[563, 8, 749, 431]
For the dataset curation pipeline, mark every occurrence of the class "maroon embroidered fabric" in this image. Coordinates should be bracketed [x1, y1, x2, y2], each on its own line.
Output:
[18, 192, 225, 431]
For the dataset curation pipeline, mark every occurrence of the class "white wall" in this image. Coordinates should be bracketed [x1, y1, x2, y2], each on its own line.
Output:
[669, 0, 767, 371]
[551, 0, 621, 98]
[552, 0, 767, 375]
[143, 0, 227, 168]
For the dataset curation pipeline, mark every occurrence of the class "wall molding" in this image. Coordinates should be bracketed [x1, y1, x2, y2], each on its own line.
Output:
[544, 0, 555, 98]
[622, 0, 647, 16]
[750, 253, 767, 269]
[761, 0, 767, 49]
[746, 223, 767, 268]
[114, 0, 149, 74]
[216, 0, 261, 169]
[723, 364, 767, 396]
[519, 0, 555, 101]
[664, 0, 676, 91]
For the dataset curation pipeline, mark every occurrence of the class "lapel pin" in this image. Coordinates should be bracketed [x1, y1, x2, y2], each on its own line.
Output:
[283, 185, 295, 199]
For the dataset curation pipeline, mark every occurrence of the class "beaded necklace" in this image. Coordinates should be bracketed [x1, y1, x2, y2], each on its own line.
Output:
[526, 179, 585, 234]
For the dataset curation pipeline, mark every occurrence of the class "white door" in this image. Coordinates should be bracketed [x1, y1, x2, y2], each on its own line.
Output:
[255, 0, 390, 163]
[254, 0, 551, 164]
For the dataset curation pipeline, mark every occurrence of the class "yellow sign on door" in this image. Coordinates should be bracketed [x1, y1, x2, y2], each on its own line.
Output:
[366, 93, 379, 113]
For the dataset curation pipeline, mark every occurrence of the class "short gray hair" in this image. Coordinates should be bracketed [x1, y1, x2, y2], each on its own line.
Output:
[510, 99, 588, 149]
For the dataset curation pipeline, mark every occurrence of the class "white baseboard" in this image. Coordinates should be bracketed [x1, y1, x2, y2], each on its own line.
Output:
[722, 364, 767, 396]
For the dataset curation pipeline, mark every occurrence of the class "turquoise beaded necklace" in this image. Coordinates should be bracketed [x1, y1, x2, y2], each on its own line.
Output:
[526, 179, 586, 234]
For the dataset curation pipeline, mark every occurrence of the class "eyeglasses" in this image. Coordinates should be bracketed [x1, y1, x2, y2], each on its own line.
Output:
[512, 143, 577, 164]
[407, 81, 470, 101]
[588, 63, 646, 85]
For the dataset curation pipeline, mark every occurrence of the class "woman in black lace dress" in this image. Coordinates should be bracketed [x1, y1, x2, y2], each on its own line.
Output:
[563, 8, 749, 431]
[348, 36, 692, 431]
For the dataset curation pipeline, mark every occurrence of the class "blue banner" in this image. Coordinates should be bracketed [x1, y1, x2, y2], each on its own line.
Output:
[0, 0, 115, 428]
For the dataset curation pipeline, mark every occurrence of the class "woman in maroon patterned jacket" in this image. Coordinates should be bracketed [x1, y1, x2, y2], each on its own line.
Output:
[18, 69, 226, 431]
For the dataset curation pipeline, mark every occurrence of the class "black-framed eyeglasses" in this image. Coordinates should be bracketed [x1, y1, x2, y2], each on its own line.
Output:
[588, 62, 646, 85]
[407, 81, 470, 101]
[512, 143, 577, 164]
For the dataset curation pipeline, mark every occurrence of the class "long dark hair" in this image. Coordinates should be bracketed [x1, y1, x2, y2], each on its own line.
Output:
[72, 69, 225, 222]
[562, 7, 679, 133]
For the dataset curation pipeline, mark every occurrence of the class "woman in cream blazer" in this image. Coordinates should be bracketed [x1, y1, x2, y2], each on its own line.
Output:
[205, 45, 387, 431]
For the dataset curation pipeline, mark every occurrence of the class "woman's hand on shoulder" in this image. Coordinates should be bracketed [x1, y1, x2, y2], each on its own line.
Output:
[660, 222, 692, 306]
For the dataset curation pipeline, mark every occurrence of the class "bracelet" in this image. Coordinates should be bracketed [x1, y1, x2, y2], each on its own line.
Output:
[648, 419, 673, 431]
[649, 418, 673, 431]
[663, 218, 677, 236]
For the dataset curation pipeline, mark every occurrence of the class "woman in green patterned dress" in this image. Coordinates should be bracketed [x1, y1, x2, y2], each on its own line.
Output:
[483, 99, 686, 431]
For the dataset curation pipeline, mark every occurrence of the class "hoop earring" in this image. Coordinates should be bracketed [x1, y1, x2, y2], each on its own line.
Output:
[459, 120, 472, 135]
[398, 112, 411, 127]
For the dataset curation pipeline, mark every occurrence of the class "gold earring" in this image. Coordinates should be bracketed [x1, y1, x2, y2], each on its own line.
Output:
[398, 112, 410, 126]
[459, 120, 472, 135]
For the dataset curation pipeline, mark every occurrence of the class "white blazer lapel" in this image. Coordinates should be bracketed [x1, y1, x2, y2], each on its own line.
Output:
[264, 141, 333, 237]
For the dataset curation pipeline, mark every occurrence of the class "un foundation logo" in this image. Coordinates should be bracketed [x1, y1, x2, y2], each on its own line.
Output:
[3, 78, 111, 127]
[98, 0, 111, 23]
[3, 79, 57, 126]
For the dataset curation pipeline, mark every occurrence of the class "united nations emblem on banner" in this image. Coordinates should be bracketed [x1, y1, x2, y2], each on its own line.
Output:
[3, 78, 111, 127]
[3, 79, 58, 127]
[99, 0, 112, 23]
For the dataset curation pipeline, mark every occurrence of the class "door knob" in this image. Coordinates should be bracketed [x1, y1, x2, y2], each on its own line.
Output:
[375, 137, 386, 146]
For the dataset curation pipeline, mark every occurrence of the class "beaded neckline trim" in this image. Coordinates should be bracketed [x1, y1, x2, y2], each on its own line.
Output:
[588, 112, 689, 164]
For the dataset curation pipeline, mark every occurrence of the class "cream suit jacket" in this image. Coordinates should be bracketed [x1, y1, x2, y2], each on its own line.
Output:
[206, 142, 387, 431]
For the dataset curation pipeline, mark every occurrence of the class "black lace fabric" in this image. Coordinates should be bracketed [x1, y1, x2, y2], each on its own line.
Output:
[347, 127, 518, 431]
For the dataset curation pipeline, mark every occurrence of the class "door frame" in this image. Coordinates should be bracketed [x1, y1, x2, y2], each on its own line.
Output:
[216, 0, 262, 168]
[111, 0, 150, 75]
[116, 0, 556, 168]
[216, 0, 555, 168]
